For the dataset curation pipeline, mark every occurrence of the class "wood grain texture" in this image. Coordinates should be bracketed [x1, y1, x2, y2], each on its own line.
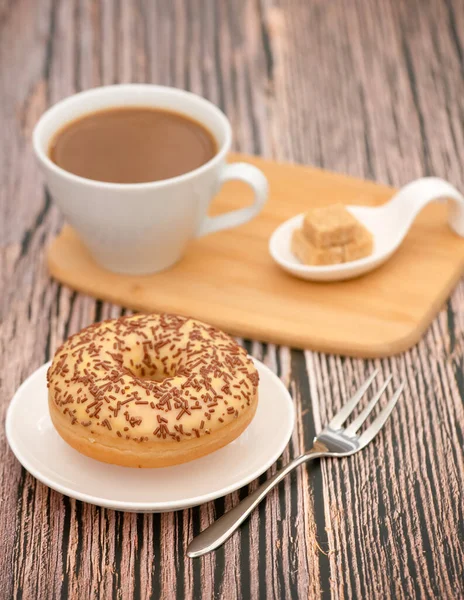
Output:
[47, 155, 464, 358]
[1, 0, 463, 599]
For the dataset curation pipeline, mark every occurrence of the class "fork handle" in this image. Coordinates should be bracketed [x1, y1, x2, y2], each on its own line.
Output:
[186, 450, 323, 558]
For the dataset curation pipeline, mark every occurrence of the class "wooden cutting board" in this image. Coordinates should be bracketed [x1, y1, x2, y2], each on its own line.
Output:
[47, 153, 464, 358]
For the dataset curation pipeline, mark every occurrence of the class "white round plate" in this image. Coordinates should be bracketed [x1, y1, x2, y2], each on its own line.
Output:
[6, 358, 294, 512]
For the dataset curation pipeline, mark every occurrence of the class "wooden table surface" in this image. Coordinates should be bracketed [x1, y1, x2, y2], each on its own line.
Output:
[1, 1, 463, 598]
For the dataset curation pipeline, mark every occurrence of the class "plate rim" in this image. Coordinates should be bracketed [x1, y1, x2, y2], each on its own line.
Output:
[6, 358, 295, 512]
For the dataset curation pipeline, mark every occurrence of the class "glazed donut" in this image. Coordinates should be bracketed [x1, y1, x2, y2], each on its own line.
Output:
[47, 313, 259, 468]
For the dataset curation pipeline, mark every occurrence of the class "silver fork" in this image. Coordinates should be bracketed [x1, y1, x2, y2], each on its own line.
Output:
[187, 369, 404, 558]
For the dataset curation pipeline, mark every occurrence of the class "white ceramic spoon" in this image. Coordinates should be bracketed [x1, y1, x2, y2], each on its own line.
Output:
[269, 177, 464, 282]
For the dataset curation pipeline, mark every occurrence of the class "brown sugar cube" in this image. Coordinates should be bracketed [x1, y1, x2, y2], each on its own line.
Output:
[303, 204, 359, 248]
[343, 225, 373, 262]
[291, 228, 344, 266]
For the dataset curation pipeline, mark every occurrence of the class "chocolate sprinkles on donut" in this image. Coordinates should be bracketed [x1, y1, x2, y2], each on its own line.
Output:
[47, 313, 259, 467]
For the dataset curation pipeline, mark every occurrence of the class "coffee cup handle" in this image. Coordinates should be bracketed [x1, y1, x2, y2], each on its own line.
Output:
[196, 163, 268, 237]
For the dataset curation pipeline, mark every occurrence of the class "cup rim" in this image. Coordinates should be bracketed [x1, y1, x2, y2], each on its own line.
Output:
[32, 84, 232, 190]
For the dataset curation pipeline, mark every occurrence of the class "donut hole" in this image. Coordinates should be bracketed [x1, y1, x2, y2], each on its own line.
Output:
[121, 342, 182, 383]
[124, 361, 177, 383]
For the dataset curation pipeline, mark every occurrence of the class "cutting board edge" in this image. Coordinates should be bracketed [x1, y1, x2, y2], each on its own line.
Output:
[229, 152, 397, 195]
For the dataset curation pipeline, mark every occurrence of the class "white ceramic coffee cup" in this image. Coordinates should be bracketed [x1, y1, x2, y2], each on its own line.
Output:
[33, 85, 268, 274]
